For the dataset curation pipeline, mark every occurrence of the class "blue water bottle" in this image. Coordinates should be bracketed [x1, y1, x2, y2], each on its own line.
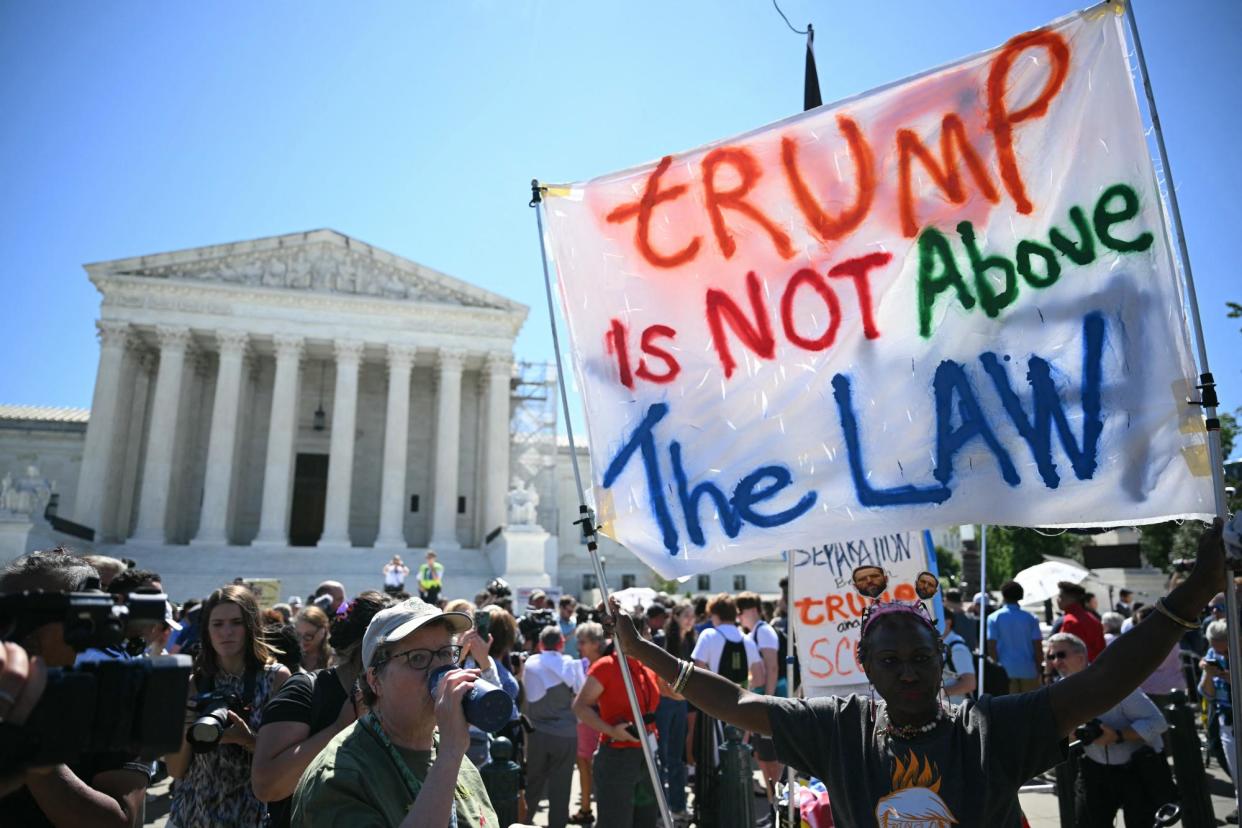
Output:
[428, 665, 514, 733]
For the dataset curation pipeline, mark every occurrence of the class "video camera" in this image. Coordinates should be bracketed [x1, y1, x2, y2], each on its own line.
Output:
[575, 606, 606, 625]
[517, 607, 557, 646]
[0, 590, 192, 775]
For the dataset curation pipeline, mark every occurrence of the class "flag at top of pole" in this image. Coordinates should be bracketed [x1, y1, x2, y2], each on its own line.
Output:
[536, 4, 1216, 580]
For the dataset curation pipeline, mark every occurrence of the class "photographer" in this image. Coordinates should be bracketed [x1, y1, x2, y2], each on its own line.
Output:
[0, 549, 151, 827]
[521, 625, 586, 828]
[166, 584, 290, 827]
[252, 590, 395, 828]
[1047, 632, 1172, 826]
[291, 597, 499, 826]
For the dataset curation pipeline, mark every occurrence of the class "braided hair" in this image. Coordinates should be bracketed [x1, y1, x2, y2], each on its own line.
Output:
[329, 590, 396, 669]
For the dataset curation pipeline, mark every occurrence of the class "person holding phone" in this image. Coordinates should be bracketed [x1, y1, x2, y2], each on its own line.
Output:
[572, 627, 661, 828]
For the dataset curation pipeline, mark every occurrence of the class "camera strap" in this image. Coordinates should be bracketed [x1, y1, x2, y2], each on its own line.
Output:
[203, 666, 259, 707]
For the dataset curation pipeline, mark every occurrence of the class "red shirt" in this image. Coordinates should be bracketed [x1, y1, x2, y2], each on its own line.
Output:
[587, 652, 660, 749]
[1061, 604, 1105, 661]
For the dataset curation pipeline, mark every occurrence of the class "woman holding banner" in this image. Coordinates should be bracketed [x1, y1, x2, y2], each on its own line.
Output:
[609, 521, 1227, 827]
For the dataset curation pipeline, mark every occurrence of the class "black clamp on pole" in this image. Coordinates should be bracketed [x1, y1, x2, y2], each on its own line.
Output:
[529, 179, 544, 208]
[574, 504, 599, 554]
[1190, 371, 1221, 432]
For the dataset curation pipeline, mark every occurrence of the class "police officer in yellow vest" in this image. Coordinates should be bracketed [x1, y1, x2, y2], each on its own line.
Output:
[417, 552, 444, 605]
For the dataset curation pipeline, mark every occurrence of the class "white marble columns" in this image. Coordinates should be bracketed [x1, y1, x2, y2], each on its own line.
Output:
[481, 352, 512, 535]
[191, 331, 248, 545]
[319, 340, 363, 547]
[429, 348, 465, 552]
[254, 335, 304, 546]
[375, 344, 416, 549]
[73, 320, 132, 534]
[131, 326, 192, 543]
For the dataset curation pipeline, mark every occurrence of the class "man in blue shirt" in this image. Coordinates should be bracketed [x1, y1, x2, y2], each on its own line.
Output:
[987, 580, 1044, 693]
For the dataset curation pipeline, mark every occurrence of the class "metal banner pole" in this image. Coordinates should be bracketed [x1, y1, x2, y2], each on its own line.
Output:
[977, 525, 987, 696]
[529, 182, 675, 827]
[785, 548, 798, 828]
[1123, 1, 1239, 805]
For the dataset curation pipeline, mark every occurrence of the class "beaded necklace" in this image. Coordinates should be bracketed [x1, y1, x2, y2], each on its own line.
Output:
[880, 705, 947, 740]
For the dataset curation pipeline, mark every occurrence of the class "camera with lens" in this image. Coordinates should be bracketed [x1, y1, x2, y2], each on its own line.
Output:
[186, 689, 250, 753]
[0, 590, 192, 775]
[517, 607, 557, 645]
[575, 605, 606, 625]
[1073, 718, 1105, 745]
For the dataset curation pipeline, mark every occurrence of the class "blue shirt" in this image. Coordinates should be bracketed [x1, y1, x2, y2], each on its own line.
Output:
[1206, 648, 1231, 719]
[560, 617, 579, 658]
[1082, 687, 1167, 766]
[986, 602, 1042, 680]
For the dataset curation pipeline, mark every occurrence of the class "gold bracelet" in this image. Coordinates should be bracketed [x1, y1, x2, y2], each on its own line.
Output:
[1154, 598, 1199, 630]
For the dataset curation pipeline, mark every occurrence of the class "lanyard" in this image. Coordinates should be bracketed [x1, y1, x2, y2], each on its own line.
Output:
[360, 712, 458, 828]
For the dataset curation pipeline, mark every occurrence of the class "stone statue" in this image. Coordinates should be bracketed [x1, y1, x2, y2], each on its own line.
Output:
[0, 466, 53, 517]
[506, 477, 540, 526]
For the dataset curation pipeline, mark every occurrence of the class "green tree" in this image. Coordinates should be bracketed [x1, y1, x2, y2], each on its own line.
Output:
[935, 546, 962, 586]
[983, 526, 1089, 587]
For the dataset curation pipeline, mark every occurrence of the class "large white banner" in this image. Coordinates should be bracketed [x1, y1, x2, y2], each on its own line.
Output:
[541, 7, 1214, 579]
[788, 530, 936, 692]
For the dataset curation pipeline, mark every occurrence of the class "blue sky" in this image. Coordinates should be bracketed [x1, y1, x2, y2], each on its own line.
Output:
[1, 1, 1238, 456]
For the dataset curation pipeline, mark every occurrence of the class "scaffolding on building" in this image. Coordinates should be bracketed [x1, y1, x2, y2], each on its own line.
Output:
[509, 361, 559, 535]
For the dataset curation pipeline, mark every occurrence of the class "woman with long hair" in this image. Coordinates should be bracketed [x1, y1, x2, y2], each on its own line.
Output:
[166, 584, 291, 827]
[296, 606, 332, 672]
[654, 602, 696, 820]
[252, 590, 396, 828]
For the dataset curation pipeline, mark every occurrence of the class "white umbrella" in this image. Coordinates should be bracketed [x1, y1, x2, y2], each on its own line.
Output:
[1012, 559, 1091, 604]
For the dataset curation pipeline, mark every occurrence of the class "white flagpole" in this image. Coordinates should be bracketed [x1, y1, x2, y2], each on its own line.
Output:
[530, 182, 675, 828]
[1123, 2, 1239, 806]
[977, 525, 988, 696]
[786, 549, 798, 828]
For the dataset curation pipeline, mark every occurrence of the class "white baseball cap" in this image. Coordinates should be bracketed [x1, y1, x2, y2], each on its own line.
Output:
[362, 597, 471, 668]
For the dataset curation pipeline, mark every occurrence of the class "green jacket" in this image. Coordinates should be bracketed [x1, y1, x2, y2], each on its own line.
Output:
[291, 720, 497, 828]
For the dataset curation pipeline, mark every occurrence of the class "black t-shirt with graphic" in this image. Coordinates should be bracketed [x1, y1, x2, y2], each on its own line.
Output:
[768, 687, 1064, 827]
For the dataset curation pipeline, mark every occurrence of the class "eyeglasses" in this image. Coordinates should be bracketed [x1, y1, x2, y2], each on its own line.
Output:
[1047, 650, 1075, 661]
[381, 644, 462, 672]
[299, 630, 322, 643]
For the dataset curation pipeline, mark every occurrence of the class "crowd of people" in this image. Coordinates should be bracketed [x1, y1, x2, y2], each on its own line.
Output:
[0, 520, 1233, 827]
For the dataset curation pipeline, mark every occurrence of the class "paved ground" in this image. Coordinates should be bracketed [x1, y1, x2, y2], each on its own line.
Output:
[144, 760, 1241, 826]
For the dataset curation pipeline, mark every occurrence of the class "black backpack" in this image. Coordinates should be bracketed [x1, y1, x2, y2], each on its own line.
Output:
[949, 639, 1010, 698]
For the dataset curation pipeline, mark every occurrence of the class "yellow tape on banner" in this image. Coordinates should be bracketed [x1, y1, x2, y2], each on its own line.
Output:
[594, 488, 618, 539]
[1087, 2, 1126, 20]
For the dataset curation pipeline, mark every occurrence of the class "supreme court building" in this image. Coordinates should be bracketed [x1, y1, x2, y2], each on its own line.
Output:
[0, 229, 790, 601]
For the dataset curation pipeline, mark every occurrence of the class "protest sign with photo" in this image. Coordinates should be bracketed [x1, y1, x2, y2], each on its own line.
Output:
[541, 7, 1214, 579]
[788, 530, 936, 691]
